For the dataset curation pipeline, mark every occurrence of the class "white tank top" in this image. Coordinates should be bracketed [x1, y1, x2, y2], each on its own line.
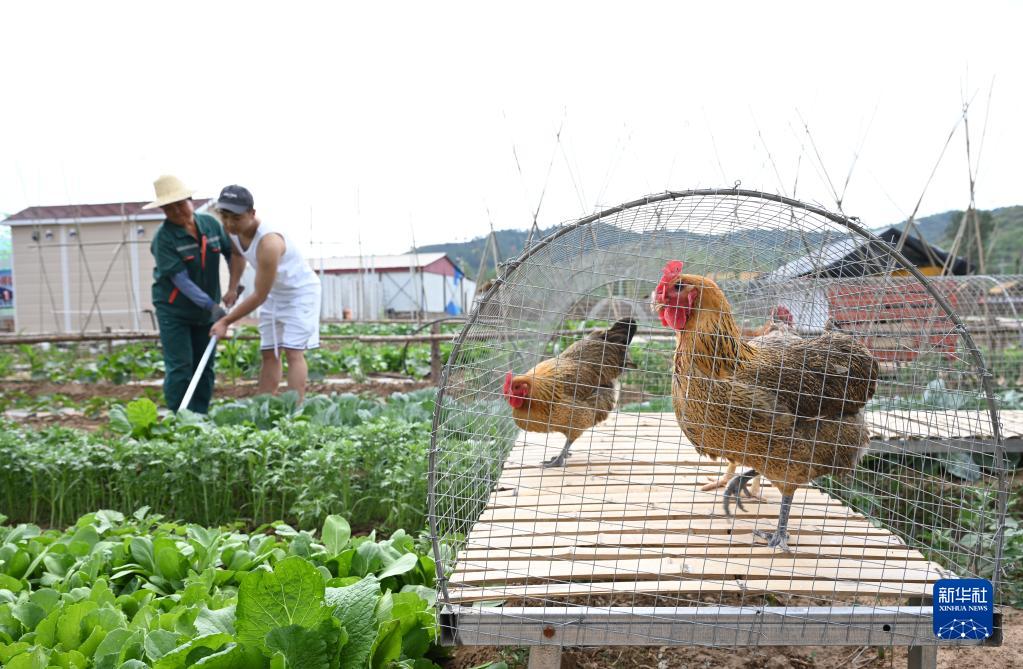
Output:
[230, 221, 319, 296]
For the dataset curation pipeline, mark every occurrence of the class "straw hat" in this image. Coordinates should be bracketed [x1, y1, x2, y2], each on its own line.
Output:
[142, 175, 194, 209]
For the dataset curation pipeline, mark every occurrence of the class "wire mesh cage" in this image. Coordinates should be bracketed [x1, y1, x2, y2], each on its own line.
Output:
[428, 189, 1010, 655]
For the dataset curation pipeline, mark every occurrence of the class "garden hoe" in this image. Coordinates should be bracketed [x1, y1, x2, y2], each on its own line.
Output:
[178, 285, 244, 413]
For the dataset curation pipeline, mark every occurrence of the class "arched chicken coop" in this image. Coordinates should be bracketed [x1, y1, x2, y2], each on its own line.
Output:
[428, 189, 1011, 668]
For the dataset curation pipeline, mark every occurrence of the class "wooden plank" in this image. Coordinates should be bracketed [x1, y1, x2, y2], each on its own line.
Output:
[468, 527, 908, 552]
[492, 481, 824, 500]
[502, 456, 713, 469]
[457, 545, 928, 563]
[499, 468, 785, 484]
[487, 488, 841, 507]
[450, 558, 948, 586]
[468, 517, 889, 539]
[463, 530, 911, 551]
[998, 411, 1023, 437]
[502, 464, 733, 478]
[498, 473, 814, 488]
[446, 578, 934, 603]
[880, 410, 969, 439]
[479, 501, 863, 523]
[445, 415, 955, 606]
[454, 555, 941, 574]
[998, 416, 1023, 438]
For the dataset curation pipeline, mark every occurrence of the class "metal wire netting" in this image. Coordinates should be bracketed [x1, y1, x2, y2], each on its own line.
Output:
[428, 189, 1009, 649]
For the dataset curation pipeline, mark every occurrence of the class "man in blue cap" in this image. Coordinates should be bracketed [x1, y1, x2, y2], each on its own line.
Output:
[212, 185, 322, 402]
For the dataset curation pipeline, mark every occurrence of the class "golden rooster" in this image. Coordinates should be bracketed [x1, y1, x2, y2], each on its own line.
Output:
[651, 261, 879, 550]
[503, 318, 638, 467]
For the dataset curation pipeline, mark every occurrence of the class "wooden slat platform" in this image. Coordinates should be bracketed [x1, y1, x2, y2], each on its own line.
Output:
[446, 412, 958, 605]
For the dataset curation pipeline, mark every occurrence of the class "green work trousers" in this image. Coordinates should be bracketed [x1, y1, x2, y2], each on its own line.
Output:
[157, 313, 216, 413]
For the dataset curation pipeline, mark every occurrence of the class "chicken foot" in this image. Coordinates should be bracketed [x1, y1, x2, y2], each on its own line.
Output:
[722, 468, 758, 516]
[542, 436, 575, 468]
[753, 493, 793, 551]
[701, 462, 739, 491]
[702, 462, 763, 498]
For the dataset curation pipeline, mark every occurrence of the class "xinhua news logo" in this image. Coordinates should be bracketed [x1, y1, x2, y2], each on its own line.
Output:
[933, 578, 993, 640]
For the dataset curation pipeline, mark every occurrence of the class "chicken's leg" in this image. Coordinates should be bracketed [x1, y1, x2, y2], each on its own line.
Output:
[701, 462, 737, 491]
[542, 435, 574, 468]
[722, 468, 758, 516]
[703, 464, 763, 499]
[754, 494, 793, 551]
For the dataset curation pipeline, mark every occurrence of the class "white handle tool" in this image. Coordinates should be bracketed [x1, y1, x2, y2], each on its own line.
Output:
[177, 285, 244, 413]
[178, 335, 218, 413]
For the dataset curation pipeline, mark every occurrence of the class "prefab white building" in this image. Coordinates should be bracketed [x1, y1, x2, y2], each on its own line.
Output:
[311, 253, 476, 320]
[1, 200, 212, 333]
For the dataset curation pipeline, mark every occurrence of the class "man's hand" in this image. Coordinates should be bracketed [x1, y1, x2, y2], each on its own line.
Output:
[223, 288, 239, 308]
[210, 317, 231, 340]
[210, 305, 228, 321]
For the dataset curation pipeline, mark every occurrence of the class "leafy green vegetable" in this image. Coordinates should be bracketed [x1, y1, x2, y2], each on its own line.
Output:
[109, 399, 161, 438]
[236, 557, 330, 652]
[0, 511, 440, 669]
[327, 576, 381, 669]
[264, 619, 347, 669]
[322, 516, 351, 558]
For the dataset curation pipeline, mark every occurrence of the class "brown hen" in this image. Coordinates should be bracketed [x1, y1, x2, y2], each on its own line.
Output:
[702, 304, 800, 494]
[504, 318, 638, 467]
[652, 261, 879, 550]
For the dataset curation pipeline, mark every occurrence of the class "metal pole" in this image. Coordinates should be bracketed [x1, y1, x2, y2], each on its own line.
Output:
[178, 335, 217, 412]
[907, 644, 937, 669]
[429, 321, 441, 383]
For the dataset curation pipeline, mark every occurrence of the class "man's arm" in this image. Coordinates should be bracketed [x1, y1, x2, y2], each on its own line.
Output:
[170, 271, 216, 310]
[219, 233, 284, 326]
[224, 250, 246, 306]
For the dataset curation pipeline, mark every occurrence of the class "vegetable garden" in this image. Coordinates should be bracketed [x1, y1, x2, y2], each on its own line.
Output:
[0, 323, 516, 668]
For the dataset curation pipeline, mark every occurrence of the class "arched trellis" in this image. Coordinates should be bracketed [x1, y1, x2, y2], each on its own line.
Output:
[429, 189, 1010, 667]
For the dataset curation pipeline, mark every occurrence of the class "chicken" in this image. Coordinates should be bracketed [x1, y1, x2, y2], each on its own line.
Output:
[742, 304, 796, 339]
[503, 318, 638, 467]
[651, 261, 879, 550]
[701, 305, 800, 495]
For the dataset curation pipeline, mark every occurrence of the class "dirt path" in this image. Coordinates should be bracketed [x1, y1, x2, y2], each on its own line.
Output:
[447, 607, 1021, 669]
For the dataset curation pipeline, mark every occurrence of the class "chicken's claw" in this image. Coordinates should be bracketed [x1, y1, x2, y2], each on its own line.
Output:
[722, 469, 757, 517]
[542, 453, 568, 468]
[700, 473, 733, 491]
[754, 529, 791, 552]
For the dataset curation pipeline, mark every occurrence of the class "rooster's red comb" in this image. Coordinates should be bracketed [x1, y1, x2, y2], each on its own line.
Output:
[662, 260, 684, 278]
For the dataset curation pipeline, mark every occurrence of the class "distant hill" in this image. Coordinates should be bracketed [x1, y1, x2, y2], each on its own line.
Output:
[417, 205, 1023, 280]
[883, 206, 1023, 273]
[982, 206, 1023, 273]
[415, 227, 554, 281]
[882, 210, 959, 242]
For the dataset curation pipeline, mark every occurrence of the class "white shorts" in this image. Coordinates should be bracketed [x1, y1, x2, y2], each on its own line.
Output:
[259, 284, 321, 353]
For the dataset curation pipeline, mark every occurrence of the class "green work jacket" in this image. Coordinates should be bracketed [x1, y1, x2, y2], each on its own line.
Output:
[151, 213, 232, 323]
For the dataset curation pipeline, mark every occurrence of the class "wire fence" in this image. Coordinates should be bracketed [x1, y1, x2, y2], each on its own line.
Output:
[428, 189, 1009, 653]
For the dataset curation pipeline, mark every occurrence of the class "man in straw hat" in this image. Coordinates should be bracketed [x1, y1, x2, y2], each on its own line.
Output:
[211, 185, 321, 402]
[145, 175, 242, 413]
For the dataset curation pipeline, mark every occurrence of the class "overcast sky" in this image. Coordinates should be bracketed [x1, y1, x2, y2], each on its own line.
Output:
[1, 1, 1019, 257]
